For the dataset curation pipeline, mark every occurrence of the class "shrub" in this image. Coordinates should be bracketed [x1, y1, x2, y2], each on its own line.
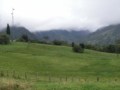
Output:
[0, 34, 10, 44]
[85, 44, 97, 50]
[6, 24, 11, 35]
[116, 45, 120, 53]
[18, 35, 29, 42]
[80, 43, 85, 49]
[53, 40, 62, 45]
[71, 42, 75, 47]
[73, 45, 84, 53]
[106, 45, 115, 53]
[38, 40, 49, 44]
[100, 45, 116, 53]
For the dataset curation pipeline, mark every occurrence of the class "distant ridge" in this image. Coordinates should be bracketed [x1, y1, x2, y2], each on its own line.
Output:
[34, 30, 90, 43]
[1, 24, 120, 45]
[0, 26, 37, 40]
[86, 24, 120, 45]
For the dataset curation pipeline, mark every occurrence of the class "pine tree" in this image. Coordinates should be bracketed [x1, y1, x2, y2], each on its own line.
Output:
[6, 24, 10, 35]
[71, 42, 75, 47]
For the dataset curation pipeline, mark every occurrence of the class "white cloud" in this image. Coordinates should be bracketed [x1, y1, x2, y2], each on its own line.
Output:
[1, 0, 120, 31]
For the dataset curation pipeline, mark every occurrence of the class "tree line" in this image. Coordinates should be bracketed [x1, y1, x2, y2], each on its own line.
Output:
[0, 24, 120, 54]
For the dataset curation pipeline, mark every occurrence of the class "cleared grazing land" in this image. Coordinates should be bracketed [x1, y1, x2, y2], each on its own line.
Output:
[0, 42, 120, 90]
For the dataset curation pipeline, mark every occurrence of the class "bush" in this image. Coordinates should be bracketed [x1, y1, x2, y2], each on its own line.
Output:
[18, 35, 29, 42]
[116, 45, 120, 53]
[85, 44, 97, 50]
[102, 45, 115, 53]
[85, 44, 120, 54]
[104, 45, 120, 54]
[71, 42, 75, 47]
[53, 40, 62, 45]
[0, 34, 10, 44]
[80, 43, 85, 49]
[73, 45, 84, 53]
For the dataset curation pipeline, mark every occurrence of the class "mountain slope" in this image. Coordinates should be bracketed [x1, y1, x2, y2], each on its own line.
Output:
[86, 24, 120, 45]
[0, 26, 37, 40]
[35, 30, 90, 43]
[2, 24, 120, 45]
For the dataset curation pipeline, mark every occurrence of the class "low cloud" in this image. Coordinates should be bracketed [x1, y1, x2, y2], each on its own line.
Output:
[1, 0, 120, 31]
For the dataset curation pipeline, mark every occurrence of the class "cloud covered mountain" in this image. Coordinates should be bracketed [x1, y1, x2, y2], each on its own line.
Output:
[1, 24, 120, 45]
[86, 24, 120, 45]
[34, 30, 90, 43]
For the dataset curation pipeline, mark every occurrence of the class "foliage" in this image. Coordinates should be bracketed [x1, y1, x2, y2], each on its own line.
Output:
[85, 44, 98, 50]
[85, 43, 120, 54]
[86, 24, 120, 45]
[35, 30, 90, 44]
[102, 45, 116, 53]
[80, 43, 85, 49]
[0, 34, 10, 44]
[6, 24, 10, 35]
[18, 35, 29, 42]
[116, 45, 120, 53]
[71, 42, 75, 47]
[72, 45, 84, 53]
[52, 40, 68, 46]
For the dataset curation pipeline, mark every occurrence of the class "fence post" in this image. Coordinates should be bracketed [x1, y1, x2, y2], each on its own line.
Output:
[36, 72, 37, 81]
[25, 72, 27, 79]
[84, 78, 87, 82]
[72, 77, 74, 82]
[0, 71, 4, 77]
[79, 77, 80, 82]
[13, 71, 16, 78]
[7, 70, 9, 77]
[97, 77, 99, 82]
[49, 76, 51, 82]
[66, 76, 67, 82]
[17, 74, 20, 79]
[60, 77, 62, 82]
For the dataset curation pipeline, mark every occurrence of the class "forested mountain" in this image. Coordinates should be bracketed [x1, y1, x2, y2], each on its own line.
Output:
[1, 24, 120, 45]
[34, 30, 90, 43]
[86, 24, 120, 45]
[0, 26, 37, 40]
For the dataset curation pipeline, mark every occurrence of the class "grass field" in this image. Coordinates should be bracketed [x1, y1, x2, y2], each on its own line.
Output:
[0, 42, 120, 90]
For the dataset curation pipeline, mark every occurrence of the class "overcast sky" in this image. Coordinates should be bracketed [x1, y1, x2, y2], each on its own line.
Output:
[1, 0, 120, 31]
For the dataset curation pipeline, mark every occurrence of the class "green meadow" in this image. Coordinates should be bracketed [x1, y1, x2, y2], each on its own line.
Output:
[0, 42, 120, 90]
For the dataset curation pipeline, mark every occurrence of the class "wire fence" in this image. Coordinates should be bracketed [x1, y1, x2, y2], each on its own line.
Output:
[0, 70, 119, 83]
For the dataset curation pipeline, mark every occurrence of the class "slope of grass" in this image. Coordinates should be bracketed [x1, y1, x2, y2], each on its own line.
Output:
[0, 42, 120, 90]
[34, 81, 120, 90]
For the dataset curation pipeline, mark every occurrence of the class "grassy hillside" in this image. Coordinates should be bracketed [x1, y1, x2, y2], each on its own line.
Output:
[0, 42, 120, 90]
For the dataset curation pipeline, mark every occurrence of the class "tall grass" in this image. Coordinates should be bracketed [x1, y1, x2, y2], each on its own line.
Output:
[0, 78, 31, 90]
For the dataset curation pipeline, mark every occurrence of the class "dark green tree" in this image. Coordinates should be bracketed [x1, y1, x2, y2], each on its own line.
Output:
[115, 40, 120, 57]
[105, 45, 115, 53]
[71, 42, 75, 47]
[6, 24, 10, 35]
[53, 40, 62, 45]
[19, 34, 29, 42]
[0, 34, 10, 44]
[72, 45, 84, 53]
[79, 43, 85, 49]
